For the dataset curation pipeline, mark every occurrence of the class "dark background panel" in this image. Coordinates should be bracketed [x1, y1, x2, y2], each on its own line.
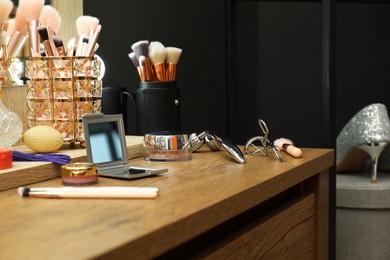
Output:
[83, 0, 229, 137]
[231, 1, 323, 146]
[336, 2, 390, 134]
[84, 0, 390, 147]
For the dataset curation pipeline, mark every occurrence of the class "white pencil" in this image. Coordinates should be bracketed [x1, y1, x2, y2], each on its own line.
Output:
[18, 186, 159, 199]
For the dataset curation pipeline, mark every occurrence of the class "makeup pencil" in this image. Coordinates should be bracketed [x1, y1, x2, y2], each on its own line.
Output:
[18, 186, 159, 199]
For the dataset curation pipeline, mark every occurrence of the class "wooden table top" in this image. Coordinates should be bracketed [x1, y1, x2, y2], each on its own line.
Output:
[0, 147, 334, 260]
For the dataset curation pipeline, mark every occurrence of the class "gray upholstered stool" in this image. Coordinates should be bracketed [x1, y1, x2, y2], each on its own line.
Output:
[337, 171, 390, 260]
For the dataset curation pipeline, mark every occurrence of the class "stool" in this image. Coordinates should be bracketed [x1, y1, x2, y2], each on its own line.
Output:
[337, 171, 390, 260]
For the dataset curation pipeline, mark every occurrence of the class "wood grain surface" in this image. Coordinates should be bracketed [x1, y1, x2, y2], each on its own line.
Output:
[0, 148, 333, 259]
[0, 136, 144, 191]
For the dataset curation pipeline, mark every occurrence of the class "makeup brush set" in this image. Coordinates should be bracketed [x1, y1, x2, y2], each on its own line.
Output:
[129, 40, 182, 82]
[0, 0, 102, 59]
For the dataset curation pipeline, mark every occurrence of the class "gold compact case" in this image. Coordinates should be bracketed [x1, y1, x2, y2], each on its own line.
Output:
[61, 162, 98, 186]
[143, 131, 192, 161]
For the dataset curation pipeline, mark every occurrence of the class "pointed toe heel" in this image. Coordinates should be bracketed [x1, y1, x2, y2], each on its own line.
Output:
[337, 103, 390, 183]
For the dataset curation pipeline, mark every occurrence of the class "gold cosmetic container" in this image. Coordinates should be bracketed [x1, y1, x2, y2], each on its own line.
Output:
[61, 162, 98, 186]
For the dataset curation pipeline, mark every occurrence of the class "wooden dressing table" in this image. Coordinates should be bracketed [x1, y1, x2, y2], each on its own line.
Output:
[0, 138, 333, 259]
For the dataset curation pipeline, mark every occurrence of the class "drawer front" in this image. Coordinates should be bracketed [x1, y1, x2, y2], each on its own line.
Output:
[203, 193, 315, 259]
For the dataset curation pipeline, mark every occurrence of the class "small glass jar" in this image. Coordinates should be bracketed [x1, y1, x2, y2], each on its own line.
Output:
[143, 132, 192, 161]
[61, 162, 98, 186]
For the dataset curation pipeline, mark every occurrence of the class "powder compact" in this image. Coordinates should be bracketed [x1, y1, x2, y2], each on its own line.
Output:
[143, 132, 192, 161]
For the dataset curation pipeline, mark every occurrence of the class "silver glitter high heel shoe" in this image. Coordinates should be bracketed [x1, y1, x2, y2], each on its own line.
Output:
[337, 103, 390, 184]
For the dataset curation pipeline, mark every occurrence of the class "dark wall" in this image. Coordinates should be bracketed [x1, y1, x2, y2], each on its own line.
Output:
[336, 2, 390, 134]
[84, 0, 390, 149]
[231, 1, 322, 146]
[83, 0, 228, 139]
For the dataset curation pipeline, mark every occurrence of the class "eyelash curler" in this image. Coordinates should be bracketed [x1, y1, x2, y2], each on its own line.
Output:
[244, 119, 283, 161]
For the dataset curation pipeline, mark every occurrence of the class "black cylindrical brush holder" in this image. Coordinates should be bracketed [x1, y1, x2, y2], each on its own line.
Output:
[122, 81, 180, 135]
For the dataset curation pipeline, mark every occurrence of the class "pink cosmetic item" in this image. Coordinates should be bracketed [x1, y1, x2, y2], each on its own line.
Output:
[273, 137, 303, 158]
[61, 162, 98, 186]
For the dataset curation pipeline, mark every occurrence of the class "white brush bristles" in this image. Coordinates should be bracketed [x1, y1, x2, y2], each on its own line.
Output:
[128, 52, 139, 67]
[0, 0, 13, 24]
[131, 40, 150, 57]
[39, 5, 62, 34]
[165, 47, 182, 64]
[87, 16, 99, 32]
[18, 0, 45, 22]
[149, 41, 166, 64]
[76, 15, 91, 36]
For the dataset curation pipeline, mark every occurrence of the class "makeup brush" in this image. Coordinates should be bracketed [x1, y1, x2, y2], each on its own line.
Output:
[75, 36, 89, 56]
[0, 30, 8, 59]
[149, 41, 167, 81]
[0, 0, 13, 58]
[273, 137, 302, 158]
[86, 15, 99, 41]
[66, 37, 76, 57]
[128, 51, 139, 67]
[7, 8, 28, 58]
[0, 0, 13, 30]
[131, 40, 153, 81]
[18, 186, 159, 199]
[75, 15, 91, 56]
[138, 55, 147, 82]
[53, 35, 65, 56]
[85, 24, 101, 57]
[18, 0, 45, 56]
[129, 51, 143, 81]
[5, 18, 14, 39]
[165, 47, 182, 81]
[37, 25, 55, 56]
[39, 5, 61, 56]
[39, 5, 62, 36]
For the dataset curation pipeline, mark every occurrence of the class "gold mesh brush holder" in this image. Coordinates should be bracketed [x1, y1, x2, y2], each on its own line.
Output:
[0, 59, 14, 87]
[25, 57, 102, 144]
